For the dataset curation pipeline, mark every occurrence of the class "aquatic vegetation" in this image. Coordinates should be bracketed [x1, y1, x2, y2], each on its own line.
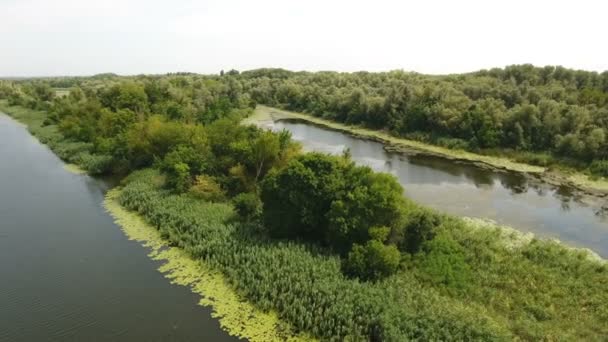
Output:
[112, 170, 511, 341]
[63, 163, 86, 175]
[104, 188, 313, 342]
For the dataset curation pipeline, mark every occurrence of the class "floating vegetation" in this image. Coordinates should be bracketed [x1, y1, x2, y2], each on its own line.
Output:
[63, 163, 86, 175]
[104, 188, 314, 342]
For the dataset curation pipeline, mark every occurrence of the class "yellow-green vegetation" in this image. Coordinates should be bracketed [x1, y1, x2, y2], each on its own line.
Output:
[63, 163, 86, 174]
[252, 105, 608, 193]
[104, 188, 313, 342]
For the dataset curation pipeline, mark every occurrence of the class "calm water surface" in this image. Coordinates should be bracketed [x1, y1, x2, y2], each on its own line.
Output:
[271, 120, 608, 257]
[0, 113, 238, 342]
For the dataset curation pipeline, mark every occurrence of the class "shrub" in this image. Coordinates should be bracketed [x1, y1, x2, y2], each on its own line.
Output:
[166, 162, 191, 193]
[232, 192, 262, 221]
[418, 234, 470, 288]
[189, 175, 226, 202]
[400, 209, 443, 254]
[344, 240, 401, 280]
[589, 160, 608, 177]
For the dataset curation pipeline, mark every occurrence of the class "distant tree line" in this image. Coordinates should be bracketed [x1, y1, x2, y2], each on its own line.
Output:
[238, 65, 608, 175]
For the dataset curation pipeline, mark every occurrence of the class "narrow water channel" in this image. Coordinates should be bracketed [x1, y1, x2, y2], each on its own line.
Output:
[0, 113, 238, 342]
[271, 120, 608, 257]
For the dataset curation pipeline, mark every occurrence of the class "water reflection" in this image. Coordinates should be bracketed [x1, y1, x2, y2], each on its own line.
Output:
[272, 120, 608, 257]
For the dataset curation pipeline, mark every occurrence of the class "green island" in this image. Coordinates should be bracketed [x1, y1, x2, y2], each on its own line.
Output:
[1, 66, 607, 340]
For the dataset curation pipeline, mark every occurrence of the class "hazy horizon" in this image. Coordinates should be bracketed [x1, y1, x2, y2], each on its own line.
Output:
[2, 0, 607, 77]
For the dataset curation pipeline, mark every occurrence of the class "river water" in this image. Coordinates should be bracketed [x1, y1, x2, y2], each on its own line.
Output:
[0, 113, 237, 341]
[270, 120, 608, 257]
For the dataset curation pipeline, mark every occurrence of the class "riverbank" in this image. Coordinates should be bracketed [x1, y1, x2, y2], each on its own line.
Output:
[0, 100, 112, 175]
[249, 105, 608, 198]
[104, 188, 311, 342]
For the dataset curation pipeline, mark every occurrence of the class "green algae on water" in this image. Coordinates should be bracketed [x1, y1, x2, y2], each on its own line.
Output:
[104, 188, 314, 342]
[63, 163, 86, 175]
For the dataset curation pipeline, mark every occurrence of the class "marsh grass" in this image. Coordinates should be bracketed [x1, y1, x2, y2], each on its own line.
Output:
[104, 188, 314, 342]
[109, 169, 608, 340]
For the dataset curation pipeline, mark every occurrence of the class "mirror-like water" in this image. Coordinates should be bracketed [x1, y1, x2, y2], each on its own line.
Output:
[0, 114, 237, 342]
[272, 120, 608, 257]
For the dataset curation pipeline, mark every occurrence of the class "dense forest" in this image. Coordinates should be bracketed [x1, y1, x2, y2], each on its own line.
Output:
[0, 66, 607, 340]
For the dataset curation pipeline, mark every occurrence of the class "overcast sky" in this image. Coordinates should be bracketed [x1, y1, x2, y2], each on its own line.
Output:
[1, 0, 607, 76]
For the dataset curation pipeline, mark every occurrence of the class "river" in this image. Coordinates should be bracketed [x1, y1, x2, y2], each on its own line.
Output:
[270, 120, 608, 257]
[0, 113, 237, 341]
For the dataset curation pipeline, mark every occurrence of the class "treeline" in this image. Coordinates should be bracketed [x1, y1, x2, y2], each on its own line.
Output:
[238, 65, 608, 175]
[4, 64, 608, 176]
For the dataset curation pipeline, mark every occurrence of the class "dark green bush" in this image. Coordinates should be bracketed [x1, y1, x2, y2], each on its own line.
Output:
[232, 192, 262, 221]
[344, 240, 401, 280]
[589, 160, 608, 177]
[418, 233, 470, 288]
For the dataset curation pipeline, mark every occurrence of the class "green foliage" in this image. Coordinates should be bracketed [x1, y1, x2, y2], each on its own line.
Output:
[117, 171, 510, 341]
[261, 152, 405, 252]
[166, 162, 191, 193]
[400, 208, 443, 254]
[417, 233, 470, 288]
[232, 192, 262, 221]
[589, 159, 608, 177]
[241, 65, 608, 167]
[189, 175, 226, 202]
[344, 240, 401, 280]
[3, 67, 608, 340]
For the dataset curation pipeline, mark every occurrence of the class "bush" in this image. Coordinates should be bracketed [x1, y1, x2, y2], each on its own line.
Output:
[418, 234, 470, 288]
[232, 192, 262, 221]
[189, 175, 226, 202]
[514, 152, 555, 167]
[74, 152, 113, 175]
[589, 160, 608, 177]
[344, 240, 401, 281]
[166, 162, 191, 193]
[400, 209, 442, 254]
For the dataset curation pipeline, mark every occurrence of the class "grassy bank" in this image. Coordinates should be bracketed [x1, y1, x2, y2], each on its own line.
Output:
[113, 169, 606, 341]
[0, 100, 112, 175]
[104, 188, 312, 342]
[251, 105, 608, 194]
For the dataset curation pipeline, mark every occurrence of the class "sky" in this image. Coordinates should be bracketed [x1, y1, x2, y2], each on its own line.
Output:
[1, 0, 607, 76]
